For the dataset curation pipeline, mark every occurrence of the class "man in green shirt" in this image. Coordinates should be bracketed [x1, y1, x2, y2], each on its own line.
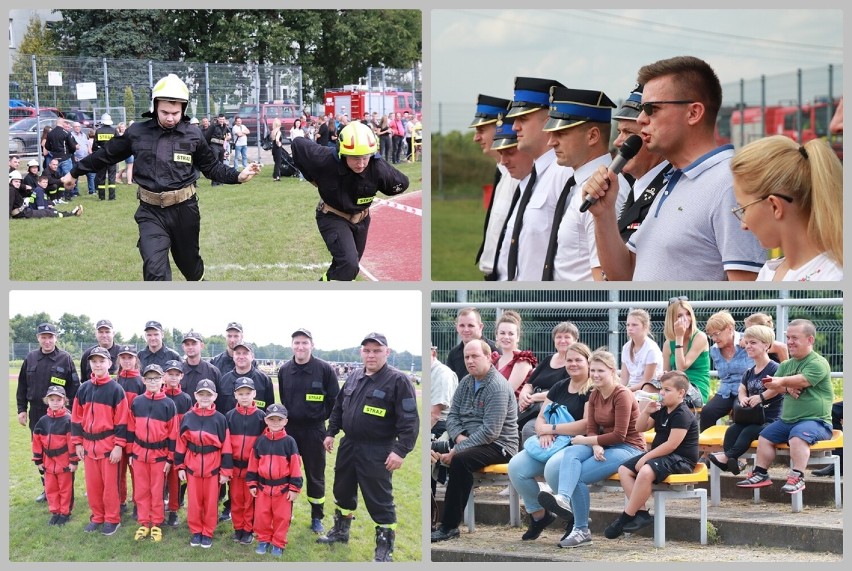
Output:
[736, 319, 834, 494]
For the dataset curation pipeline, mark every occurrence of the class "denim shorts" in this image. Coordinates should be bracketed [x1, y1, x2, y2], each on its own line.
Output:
[760, 418, 833, 445]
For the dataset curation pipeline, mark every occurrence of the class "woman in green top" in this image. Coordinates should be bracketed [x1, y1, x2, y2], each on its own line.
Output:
[661, 297, 711, 401]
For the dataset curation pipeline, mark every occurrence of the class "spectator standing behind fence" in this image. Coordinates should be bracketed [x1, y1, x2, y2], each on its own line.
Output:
[604, 370, 699, 539]
[491, 310, 537, 398]
[270, 119, 284, 182]
[655, 297, 710, 405]
[44, 119, 79, 201]
[700, 311, 754, 432]
[289, 118, 305, 139]
[445, 307, 499, 381]
[70, 121, 92, 197]
[231, 117, 250, 170]
[431, 339, 519, 543]
[390, 112, 405, 164]
[518, 322, 580, 438]
[737, 319, 834, 494]
[377, 114, 392, 160]
[538, 349, 646, 548]
[730, 135, 842, 281]
[708, 325, 781, 475]
[507, 342, 592, 542]
[742, 312, 789, 362]
[620, 309, 663, 393]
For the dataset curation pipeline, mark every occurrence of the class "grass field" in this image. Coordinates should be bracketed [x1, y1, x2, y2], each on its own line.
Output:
[9, 161, 421, 281]
[7, 378, 423, 562]
[431, 197, 488, 281]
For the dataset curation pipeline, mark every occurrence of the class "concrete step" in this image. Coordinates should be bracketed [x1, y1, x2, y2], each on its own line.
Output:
[433, 468, 843, 557]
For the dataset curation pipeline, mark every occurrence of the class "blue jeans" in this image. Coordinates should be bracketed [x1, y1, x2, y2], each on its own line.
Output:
[86, 172, 97, 194]
[234, 145, 248, 169]
[507, 448, 567, 514]
[556, 443, 645, 529]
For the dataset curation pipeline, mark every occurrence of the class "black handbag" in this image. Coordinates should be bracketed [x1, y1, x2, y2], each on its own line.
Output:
[731, 399, 766, 425]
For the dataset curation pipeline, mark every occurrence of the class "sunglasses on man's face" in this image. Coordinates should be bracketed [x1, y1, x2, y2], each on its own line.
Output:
[639, 101, 695, 116]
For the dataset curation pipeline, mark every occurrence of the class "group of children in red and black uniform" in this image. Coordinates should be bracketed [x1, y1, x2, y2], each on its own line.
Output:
[33, 349, 303, 554]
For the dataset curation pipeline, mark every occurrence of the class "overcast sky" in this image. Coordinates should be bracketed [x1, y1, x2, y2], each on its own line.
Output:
[431, 8, 843, 133]
[8, 290, 423, 353]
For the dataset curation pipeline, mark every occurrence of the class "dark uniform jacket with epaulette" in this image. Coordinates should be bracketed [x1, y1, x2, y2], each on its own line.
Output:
[138, 345, 181, 370]
[17, 348, 80, 413]
[291, 137, 409, 215]
[32, 407, 79, 474]
[181, 359, 222, 402]
[327, 363, 419, 459]
[277, 356, 340, 427]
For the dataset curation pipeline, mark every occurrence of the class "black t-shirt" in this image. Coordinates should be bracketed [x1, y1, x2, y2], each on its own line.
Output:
[317, 123, 330, 146]
[649, 402, 699, 463]
[546, 378, 589, 422]
[527, 359, 567, 393]
[741, 360, 782, 421]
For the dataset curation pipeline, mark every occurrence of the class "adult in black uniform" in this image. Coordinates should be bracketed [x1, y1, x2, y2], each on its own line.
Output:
[137, 320, 181, 370]
[217, 341, 274, 413]
[318, 333, 419, 562]
[291, 120, 409, 281]
[80, 319, 121, 382]
[92, 113, 118, 200]
[61, 74, 262, 281]
[210, 321, 243, 376]
[16, 323, 80, 502]
[179, 330, 222, 401]
[445, 307, 499, 381]
[207, 113, 230, 187]
[277, 328, 340, 534]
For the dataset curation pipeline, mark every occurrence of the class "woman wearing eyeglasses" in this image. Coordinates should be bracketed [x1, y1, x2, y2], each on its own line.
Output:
[659, 297, 710, 404]
[730, 136, 842, 281]
[699, 310, 753, 432]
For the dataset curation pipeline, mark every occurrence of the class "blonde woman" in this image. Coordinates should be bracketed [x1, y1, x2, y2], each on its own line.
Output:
[491, 310, 537, 397]
[742, 313, 788, 362]
[700, 310, 753, 431]
[659, 297, 710, 404]
[620, 309, 663, 392]
[539, 349, 645, 548]
[270, 118, 283, 181]
[507, 342, 592, 541]
[730, 135, 842, 281]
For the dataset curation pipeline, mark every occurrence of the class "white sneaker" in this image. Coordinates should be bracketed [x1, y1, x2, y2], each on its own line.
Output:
[558, 527, 592, 548]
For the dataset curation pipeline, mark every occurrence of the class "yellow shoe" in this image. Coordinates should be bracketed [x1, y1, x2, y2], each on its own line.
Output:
[150, 526, 163, 542]
[135, 525, 150, 541]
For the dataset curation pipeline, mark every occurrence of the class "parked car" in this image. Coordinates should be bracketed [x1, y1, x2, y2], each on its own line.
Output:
[8, 106, 64, 124]
[232, 101, 301, 146]
[63, 109, 94, 129]
[8, 117, 60, 155]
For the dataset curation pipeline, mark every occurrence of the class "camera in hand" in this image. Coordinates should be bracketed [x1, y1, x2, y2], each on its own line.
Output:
[431, 439, 452, 454]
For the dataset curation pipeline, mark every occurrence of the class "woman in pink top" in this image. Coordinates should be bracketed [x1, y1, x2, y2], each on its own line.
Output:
[491, 310, 537, 398]
[538, 349, 645, 549]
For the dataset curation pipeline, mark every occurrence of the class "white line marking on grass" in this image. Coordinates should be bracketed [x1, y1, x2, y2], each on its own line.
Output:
[358, 264, 379, 281]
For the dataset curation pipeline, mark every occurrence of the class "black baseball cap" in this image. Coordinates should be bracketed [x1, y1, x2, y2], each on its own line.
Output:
[164, 360, 183, 372]
[194, 379, 217, 394]
[265, 403, 288, 418]
[361, 332, 388, 346]
[44, 385, 67, 399]
[226, 321, 243, 332]
[96, 319, 114, 330]
[37, 323, 58, 335]
[233, 341, 255, 353]
[291, 328, 313, 339]
[234, 377, 256, 391]
[88, 347, 111, 360]
[144, 320, 163, 332]
[143, 364, 165, 377]
[117, 344, 137, 356]
[182, 330, 203, 343]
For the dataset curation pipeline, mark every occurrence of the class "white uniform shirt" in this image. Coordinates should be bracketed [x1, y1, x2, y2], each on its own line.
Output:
[496, 172, 531, 282]
[479, 163, 519, 275]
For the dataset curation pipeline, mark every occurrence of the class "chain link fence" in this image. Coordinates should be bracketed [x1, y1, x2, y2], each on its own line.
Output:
[430, 290, 843, 374]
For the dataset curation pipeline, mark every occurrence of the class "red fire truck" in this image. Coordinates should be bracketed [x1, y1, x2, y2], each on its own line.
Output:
[323, 86, 418, 120]
[729, 98, 841, 159]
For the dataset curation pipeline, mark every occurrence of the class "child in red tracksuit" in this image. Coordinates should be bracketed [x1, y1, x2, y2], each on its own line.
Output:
[163, 360, 193, 527]
[32, 385, 79, 526]
[115, 346, 145, 518]
[225, 377, 266, 546]
[175, 379, 233, 549]
[247, 403, 302, 557]
[127, 364, 179, 542]
[71, 347, 129, 536]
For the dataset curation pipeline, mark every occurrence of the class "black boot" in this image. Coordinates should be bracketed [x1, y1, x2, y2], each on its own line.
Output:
[374, 526, 395, 562]
[317, 509, 352, 544]
[813, 464, 836, 477]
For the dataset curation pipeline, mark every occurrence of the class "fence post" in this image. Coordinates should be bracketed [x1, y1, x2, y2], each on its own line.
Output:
[608, 290, 620, 356]
[777, 290, 789, 340]
[31, 55, 43, 136]
[205, 62, 211, 119]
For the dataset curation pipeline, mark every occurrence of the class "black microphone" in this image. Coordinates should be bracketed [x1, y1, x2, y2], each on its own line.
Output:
[579, 134, 643, 212]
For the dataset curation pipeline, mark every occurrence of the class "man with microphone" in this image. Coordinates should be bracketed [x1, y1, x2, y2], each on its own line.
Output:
[540, 86, 625, 281]
[582, 56, 766, 281]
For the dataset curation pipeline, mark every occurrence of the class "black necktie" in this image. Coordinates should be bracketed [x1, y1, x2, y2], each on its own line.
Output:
[475, 166, 503, 264]
[506, 165, 538, 281]
[541, 176, 576, 281]
[486, 183, 522, 280]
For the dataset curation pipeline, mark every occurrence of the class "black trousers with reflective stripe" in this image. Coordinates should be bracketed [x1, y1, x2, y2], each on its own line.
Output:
[134, 196, 203, 281]
[288, 423, 327, 519]
[332, 436, 395, 525]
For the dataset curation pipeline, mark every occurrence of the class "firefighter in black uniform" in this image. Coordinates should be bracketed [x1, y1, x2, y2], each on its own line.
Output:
[79, 319, 121, 381]
[291, 120, 409, 281]
[276, 328, 340, 534]
[318, 333, 419, 562]
[16, 322, 80, 502]
[92, 113, 118, 200]
[61, 74, 262, 281]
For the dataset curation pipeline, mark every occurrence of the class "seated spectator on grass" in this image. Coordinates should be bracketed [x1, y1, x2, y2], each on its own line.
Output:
[742, 312, 788, 362]
[517, 321, 580, 438]
[604, 370, 699, 539]
[700, 310, 754, 432]
[507, 342, 592, 541]
[9, 172, 82, 219]
[430, 339, 518, 543]
[620, 309, 663, 393]
[736, 319, 834, 494]
[491, 310, 537, 398]
[730, 136, 842, 281]
[708, 325, 782, 475]
[538, 349, 645, 549]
